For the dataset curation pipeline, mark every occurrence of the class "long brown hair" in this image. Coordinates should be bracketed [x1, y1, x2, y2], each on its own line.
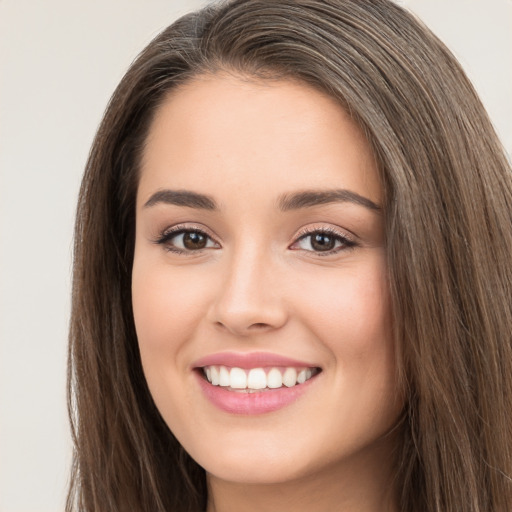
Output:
[68, 1, 512, 510]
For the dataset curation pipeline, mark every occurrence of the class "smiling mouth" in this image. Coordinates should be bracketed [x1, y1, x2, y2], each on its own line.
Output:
[200, 365, 321, 392]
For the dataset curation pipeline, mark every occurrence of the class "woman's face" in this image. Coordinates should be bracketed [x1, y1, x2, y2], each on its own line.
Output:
[132, 75, 402, 487]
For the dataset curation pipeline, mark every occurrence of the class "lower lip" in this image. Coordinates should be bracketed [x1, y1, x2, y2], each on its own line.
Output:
[195, 371, 317, 415]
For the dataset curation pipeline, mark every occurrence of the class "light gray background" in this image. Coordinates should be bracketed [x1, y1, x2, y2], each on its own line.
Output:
[0, 1, 510, 511]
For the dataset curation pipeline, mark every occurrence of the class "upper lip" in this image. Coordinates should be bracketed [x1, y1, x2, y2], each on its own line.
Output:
[192, 351, 320, 370]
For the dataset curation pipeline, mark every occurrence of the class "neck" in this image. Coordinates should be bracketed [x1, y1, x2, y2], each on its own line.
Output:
[206, 437, 399, 512]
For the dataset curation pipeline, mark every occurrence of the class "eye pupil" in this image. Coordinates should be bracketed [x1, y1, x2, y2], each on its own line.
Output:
[311, 233, 335, 251]
[183, 231, 207, 249]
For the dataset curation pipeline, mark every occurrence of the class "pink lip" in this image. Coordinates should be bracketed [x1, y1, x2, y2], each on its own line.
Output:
[192, 352, 321, 415]
[194, 371, 318, 415]
[192, 351, 318, 370]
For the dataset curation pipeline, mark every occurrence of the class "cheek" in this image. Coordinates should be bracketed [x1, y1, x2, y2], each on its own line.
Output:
[132, 257, 206, 346]
[298, 260, 392, 355]
[296, 258, 398, 414]
[131, 256, 210, 423]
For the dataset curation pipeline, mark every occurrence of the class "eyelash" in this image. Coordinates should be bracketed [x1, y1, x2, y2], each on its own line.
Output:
[154, 225, 357, 256]
[291, 226, 357, 256]
[154, 224, 219, 255]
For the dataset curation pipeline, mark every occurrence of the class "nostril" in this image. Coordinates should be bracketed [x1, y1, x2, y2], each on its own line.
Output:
[251, 323, 269, 329]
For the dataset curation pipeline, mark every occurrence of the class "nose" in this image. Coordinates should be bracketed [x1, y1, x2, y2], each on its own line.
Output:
[207, 244, 288, 337]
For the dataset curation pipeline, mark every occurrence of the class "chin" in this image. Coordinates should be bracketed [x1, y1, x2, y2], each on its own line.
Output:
[203, 455, 310, 486]
[183, 428, 313, 485]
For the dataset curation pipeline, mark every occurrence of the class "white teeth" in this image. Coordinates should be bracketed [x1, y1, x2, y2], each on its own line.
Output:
[267, 368, 283, 389]
[210, 366, 220, 385]
[229, 367, 247, 389]
[282, 367, 297, 387]
[247, 368, 267, 389]
[219, 366, 230, 387]
[202, 365, 318, 390]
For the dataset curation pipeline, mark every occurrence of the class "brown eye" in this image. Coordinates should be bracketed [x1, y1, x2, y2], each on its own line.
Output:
[310, 233, 336, 251]
[156, 228, 219, 253]
[183, 231, 207, 250]
[291, 229, 356, 255]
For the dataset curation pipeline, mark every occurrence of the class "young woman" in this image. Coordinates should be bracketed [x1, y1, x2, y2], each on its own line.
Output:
[67, 1, 512, 511]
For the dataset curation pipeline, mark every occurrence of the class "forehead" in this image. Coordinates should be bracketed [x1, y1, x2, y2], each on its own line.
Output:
[138, 74, 381, 208]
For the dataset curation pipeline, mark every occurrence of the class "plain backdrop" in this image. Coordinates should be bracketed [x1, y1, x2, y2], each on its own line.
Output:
[0, 1, 510, 511]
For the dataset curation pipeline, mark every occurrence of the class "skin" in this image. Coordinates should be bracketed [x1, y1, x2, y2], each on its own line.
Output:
[132, 74, 403, 512]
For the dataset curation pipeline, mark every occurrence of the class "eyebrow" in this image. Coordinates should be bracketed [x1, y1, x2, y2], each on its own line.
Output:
[143, 188, 381, 212]
[144, 189, 218, 210]
[277, 189, 382, 212]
